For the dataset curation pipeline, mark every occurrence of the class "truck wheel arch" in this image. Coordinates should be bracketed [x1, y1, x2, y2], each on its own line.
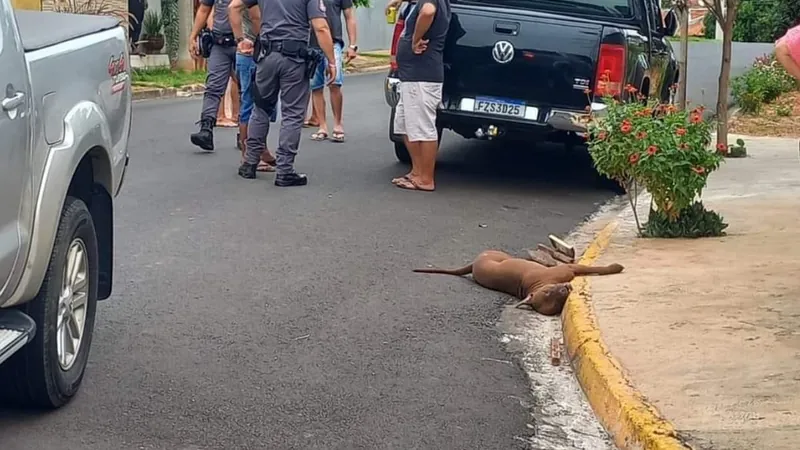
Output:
[68, 148, 114, 300]
[4, 103, 116, 308]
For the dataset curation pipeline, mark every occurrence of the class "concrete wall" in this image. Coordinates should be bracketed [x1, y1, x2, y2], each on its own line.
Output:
[345, 1, 395, 52]
[676, 41, 775, 111]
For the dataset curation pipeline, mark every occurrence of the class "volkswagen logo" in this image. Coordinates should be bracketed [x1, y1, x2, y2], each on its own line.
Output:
[492, 41, 515, 64]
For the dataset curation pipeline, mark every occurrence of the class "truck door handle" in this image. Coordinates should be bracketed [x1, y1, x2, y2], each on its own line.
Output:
[494, 21, 519, 35]
[2, 92, 25, 111]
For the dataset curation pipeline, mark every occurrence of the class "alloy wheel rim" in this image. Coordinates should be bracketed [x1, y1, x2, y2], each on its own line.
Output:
[57, 238, 89, 371]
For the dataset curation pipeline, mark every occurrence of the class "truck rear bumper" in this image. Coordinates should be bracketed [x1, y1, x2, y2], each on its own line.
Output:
[384, 75, 607, 135]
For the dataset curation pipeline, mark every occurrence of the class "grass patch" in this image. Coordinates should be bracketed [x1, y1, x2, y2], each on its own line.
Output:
[131, 67, 207, 88]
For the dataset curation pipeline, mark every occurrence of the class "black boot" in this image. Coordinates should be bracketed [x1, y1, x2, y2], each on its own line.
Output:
[275, 173, 308, 187]
[190, 118, 215, 151]
[238, 162, 257, 179]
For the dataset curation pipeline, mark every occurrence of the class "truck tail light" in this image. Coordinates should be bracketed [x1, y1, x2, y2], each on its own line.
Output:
[390, 17, 405, 71]
[594, 43, 626, 98]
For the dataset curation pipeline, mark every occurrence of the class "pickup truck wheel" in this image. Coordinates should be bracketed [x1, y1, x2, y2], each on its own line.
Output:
[394, 141, 411, 164]
[393, 129, 444, 165]
[0, 197, 98, 409]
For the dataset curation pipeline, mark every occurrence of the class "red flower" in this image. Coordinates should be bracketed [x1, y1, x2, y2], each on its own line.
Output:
[676, 128, 687, 136]
[690, 113, 702, 124]
[629, 153, 640, 164]
[598, 131, 608, 140]
[691, 166, 706, 174]
[621, 123, 632, 133]
[717, 143, 729, 154]
[647, 145, 658, 155]
[636, 131, 648, 139]
[624, 84, 638, 94]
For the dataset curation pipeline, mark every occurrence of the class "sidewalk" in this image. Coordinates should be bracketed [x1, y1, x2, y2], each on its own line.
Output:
[588, 136, 800, 449]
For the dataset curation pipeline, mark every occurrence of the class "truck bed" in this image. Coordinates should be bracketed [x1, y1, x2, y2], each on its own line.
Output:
[15, 10, 120, 52]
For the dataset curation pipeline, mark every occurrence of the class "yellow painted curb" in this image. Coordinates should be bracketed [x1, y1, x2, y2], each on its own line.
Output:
[562, 221, 691, 450]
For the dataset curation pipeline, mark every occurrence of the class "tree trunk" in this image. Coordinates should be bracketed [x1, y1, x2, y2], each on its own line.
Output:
[715, 2, 737, 150]
[677, 5, 689, 109]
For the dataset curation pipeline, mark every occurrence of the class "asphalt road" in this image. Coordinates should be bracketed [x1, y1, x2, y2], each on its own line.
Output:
[0, 72, 612, 450]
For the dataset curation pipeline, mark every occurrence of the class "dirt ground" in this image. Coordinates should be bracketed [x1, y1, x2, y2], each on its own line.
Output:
[588, 138, 800, 450]
[729, 91, 800, 138]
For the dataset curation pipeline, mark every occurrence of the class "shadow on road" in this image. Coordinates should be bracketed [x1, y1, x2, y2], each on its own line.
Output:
[419, 131, 610, 193]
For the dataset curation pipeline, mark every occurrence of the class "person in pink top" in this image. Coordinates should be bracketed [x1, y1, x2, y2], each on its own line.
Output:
[775, 24, 800, 80]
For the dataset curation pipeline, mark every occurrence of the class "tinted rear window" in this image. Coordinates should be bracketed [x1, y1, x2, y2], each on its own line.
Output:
[454, 0, 634, 18]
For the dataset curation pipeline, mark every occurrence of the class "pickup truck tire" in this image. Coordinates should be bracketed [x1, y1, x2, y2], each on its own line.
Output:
[0, 197, 98, 409]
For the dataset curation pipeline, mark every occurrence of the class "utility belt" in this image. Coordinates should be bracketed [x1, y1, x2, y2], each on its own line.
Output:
[196, 29, 236, 58]
[213, 31, 237, 47]
[253, 38, 325, 79]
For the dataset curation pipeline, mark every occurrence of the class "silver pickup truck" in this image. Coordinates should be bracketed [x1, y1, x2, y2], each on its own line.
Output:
[0, 2, 131, 409]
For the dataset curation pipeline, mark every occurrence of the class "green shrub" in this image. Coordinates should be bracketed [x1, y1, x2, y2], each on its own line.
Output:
[703, 11, 716, 39]
[731, 54, 795, 114]
[586, 82, 724, 238]
[777, 104, 792, 116]
[643, 202, 728, 239]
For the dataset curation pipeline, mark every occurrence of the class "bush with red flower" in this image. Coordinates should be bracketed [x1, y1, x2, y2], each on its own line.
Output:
[586, 86, 728, 238]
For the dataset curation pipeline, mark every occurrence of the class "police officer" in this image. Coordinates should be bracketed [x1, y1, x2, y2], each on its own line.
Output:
[229, 0, 337, 187]
[188, 0, 261, 151]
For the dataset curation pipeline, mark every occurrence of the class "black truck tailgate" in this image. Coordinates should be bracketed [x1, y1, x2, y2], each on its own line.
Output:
[444, 5, 603, 115]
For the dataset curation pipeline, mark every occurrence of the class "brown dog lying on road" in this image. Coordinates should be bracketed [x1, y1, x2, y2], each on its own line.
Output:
[413, 250, 624, 316]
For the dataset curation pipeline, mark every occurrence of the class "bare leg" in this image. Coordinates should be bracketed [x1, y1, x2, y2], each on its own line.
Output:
[330, 84, 344, 133]
[404, 135, 422, 178]
[311, 88, 328, 139]
[408, 140, 438, 191]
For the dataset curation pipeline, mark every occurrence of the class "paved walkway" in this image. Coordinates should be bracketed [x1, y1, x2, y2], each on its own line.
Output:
[590, 136, 800, 450]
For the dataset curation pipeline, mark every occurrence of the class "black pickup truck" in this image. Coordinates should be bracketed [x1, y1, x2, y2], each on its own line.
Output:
[384, 0, 680, 163]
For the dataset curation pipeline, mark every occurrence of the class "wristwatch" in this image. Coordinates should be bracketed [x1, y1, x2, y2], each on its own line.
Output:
[235, 36, 245, 43]
[349, 44, 358, 52]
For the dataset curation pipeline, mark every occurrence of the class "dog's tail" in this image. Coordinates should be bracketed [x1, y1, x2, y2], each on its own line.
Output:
[413, 264, 473, 276]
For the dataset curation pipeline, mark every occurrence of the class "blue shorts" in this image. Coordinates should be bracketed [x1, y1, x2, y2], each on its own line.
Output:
[310, 42, 344, 91]
[236, 53, 277, 123]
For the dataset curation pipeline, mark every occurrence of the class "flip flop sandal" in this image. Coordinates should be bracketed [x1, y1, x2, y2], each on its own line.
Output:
[391, 174, 411, 185]
[395, 177, 435, 192]
[310, 131, 328, 141]
[331, 131, 346, 143]
[303, 121, 320, 128]
[257, 161, 276, 172]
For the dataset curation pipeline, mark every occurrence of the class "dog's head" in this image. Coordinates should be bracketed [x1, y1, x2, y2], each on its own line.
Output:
[531, 282, 573, 316]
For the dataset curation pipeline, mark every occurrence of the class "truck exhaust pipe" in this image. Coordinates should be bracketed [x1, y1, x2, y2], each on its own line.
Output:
[475, 125, 501, 140]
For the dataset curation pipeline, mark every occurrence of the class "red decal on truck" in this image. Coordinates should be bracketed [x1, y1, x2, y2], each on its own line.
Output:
[108, 53, 128, 94]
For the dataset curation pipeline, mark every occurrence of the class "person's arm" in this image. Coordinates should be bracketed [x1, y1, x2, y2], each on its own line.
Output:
[249, 4, 261, 29]
[342, 0, 357, 61]
[311, 18, 336, 67]
[307, 0, 336, 66]
[411, 0, 436, 53]
[189, 1, 213, 57]
[229, 0, 258, 53]
[776, 41, 800, 81]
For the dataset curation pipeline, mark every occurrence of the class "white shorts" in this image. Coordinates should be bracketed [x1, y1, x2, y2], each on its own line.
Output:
[393, 81, 442, 142]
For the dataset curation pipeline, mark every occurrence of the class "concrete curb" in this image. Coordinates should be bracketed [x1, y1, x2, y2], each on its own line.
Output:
[132, 65, 390, 102]
[561, 221, 692, 450]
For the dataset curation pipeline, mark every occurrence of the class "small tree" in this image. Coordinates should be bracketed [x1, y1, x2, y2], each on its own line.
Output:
[675, 0, 689, 110]
[706, 0, 739, 151]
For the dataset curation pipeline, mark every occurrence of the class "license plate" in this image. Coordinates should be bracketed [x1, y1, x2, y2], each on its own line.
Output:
[474, 96, 525, 118]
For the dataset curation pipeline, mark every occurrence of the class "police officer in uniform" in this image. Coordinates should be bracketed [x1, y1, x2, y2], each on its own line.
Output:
[228, 0, 337, 187]
[188, 0, 260, 151]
